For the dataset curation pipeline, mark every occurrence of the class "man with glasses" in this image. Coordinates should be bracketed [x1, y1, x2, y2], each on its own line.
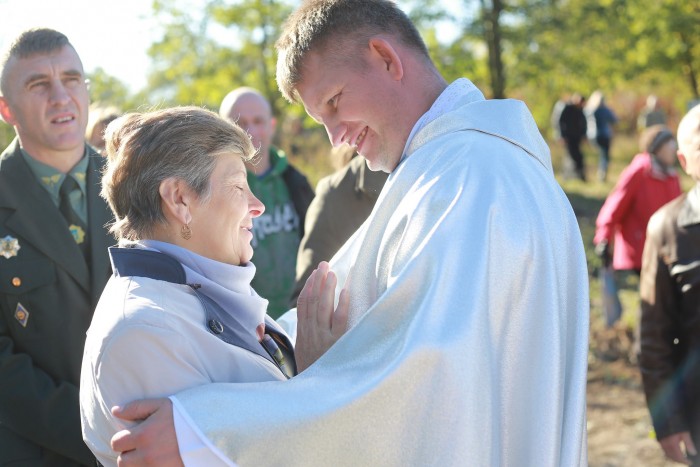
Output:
[0, 28, 112, 466]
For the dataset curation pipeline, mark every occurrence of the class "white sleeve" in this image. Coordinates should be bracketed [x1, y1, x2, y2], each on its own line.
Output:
[171, 396, 237, 467]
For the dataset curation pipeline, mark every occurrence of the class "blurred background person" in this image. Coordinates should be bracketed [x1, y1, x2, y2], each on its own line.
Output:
[549, 96, 566, 141]
[0, 28, 112, 466]
[584, 90, 618, 182]
[80, 106, 301, 466]
[290, 144, 388, 305]
[594, 124, 682, 349]
[219, 87, 314, 319]
[638, 94, 667, 131]
[558, 92, 588, 181]
[639, 104, 700, 467]
[85, 103, 121, 154]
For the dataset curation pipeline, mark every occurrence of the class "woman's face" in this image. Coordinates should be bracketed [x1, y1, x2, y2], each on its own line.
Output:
[188, 153, 264, 265]
[655, 139, 678, 168]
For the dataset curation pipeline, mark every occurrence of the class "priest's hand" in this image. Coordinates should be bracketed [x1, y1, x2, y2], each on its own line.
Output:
[110, 398, 183, 467]
[296, 261, 349, 372]
[659, 431, 696, 465]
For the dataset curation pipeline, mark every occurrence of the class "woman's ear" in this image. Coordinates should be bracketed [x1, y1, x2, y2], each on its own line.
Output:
[159, 177, 193, 225]
[368, 38, 404, 81]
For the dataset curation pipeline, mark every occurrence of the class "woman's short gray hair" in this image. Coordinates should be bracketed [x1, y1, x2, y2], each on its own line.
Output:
[101, 105, 255, 241]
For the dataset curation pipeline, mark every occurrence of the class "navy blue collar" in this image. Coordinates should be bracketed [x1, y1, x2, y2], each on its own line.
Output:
[109, 246, 297, 378]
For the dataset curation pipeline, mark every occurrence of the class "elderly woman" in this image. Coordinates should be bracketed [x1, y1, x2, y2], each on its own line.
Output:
[593, 124, 682, 337]
[594, 124, 682, 275]
[79, 106, 346, 466]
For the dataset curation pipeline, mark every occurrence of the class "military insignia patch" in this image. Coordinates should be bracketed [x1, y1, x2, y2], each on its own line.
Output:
[15, 303, 29, 327]
[68, 225, 86, 244]
[0, 235, 20, 259]
[41, 174, 62, 189]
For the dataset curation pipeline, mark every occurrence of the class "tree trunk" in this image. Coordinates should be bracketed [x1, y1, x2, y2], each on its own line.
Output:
[259, 0, 276, 114]
[680, 31, 699, 99]
[480, 0, 506, 99]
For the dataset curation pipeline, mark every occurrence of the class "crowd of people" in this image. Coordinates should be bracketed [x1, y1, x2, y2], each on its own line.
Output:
[0, 1, 697, 466]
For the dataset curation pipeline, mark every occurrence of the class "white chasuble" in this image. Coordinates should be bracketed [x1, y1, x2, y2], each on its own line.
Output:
[174, 82, 589, 467]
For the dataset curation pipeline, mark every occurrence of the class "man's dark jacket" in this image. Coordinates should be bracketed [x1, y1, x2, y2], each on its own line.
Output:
[0, 139, 113, 466]
[639, 185, 700, 446]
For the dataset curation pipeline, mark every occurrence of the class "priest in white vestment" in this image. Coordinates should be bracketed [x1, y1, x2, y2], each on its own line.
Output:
[109, 1, 589, 466]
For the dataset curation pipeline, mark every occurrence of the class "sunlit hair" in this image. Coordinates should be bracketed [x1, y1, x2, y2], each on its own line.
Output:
[275, 0, 431, 103]
[0, 28, 74, 96]
[101, 106, 256, 241]
[584, 90, 605, 112]
[86, 103, 122, 150]
[677, 104, 700, 155]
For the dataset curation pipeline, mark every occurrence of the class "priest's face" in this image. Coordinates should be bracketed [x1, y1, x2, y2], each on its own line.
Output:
[295, 46, 410, 173]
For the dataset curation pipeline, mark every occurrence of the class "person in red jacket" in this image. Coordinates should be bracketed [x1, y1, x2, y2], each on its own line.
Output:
[594, 124, 682, 352]
[594, 125, 682, 272]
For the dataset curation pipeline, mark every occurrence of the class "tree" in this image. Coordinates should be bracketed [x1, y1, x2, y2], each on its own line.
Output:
[625, 0, 699, 100]
[479, 0, 506, 99]
[210, 0, 293, 116]
[86, 68, 131, 109]
[401, 0, 484, 91]
[140, 0, 294, 116]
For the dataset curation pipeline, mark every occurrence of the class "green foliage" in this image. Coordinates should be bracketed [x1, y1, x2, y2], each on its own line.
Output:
[77, 0, 698, 156]
[0, 122, 14, 149]
[137, 0, 295, 114]
[87, 68, 131, 109]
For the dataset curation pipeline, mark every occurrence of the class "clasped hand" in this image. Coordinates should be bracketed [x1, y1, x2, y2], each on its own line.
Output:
[295, 261, 349, 372]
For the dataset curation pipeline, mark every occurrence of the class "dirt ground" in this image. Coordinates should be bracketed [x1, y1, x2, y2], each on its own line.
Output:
[587, 325, 679, 467]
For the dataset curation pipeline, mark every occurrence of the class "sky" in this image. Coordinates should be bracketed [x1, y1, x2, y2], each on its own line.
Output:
[1, 0, 463, 93]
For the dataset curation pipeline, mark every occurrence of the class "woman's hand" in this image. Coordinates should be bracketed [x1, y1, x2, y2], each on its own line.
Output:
[295, 261, 349, 372]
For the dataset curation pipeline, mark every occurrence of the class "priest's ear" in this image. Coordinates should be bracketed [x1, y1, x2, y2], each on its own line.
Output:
[368, 38, 404, 81]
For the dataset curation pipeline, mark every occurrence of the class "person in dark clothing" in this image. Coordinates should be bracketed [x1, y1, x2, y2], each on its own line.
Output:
[0, 28, 112, 466]
[639, 104, 700, 466]
[559, 93, 588, 181]
[291, 146, 388, 305]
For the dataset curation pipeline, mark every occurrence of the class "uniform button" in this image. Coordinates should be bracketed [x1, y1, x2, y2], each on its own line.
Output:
[208, 319, 224, 334]
[11, 277, 21, 287]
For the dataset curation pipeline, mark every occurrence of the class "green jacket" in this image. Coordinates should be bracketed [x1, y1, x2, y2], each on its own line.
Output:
[0, 139, 113, 466]
[248, 148, 313, 318]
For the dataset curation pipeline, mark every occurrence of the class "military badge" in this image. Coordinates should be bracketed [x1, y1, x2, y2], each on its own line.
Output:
[68, 224, 86, 244]
[0, 235, 20, 259]
[15, 303, 29, 327]
[41, 174, 62, 189]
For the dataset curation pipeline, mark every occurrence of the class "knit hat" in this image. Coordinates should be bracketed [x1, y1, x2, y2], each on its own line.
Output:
[640, 124, 675, 155]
